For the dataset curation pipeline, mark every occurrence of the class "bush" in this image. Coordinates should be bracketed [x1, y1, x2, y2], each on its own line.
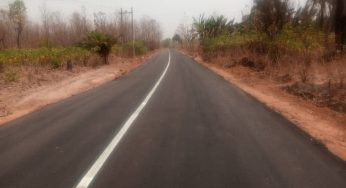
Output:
[81, 32, 116, 64]
[193, 15, 234, 42]
[132, 41, 148, 55]
[0, 47, 90, 66]
[114, 41, 148, 57]
[3, 69, 18, 82]
[50, 57, 62, 69]
[201, 32, 255, 59]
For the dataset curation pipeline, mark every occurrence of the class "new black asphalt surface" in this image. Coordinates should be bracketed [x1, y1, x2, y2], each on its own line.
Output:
[0, 50, 345, 188]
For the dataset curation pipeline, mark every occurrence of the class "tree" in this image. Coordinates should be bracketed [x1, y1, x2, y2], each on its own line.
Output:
[137, 16, 162, 50]
[70, 10, 91, 45]
[193, 14, 234, 41]
[176, 23, 197, 49]
[304, 0, 334, 29]
[335, 0, 346, 52]
[161, 38, 172, 48]
[252, 0, 293, 40]
[81, 32, 116, 64]
[9, 0, 26, 48]
[0, 9, 9, 49]
[172, 34, 182, 44]
[94, 11, 107, 33]
[50, 12, 69, 47]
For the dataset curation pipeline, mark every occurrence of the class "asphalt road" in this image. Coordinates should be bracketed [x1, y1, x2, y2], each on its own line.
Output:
[0, 50, 345, 188]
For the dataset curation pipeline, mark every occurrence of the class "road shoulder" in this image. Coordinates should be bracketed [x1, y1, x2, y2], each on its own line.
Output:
[0, 52, 157, 125]
[186, 52, 346, 162]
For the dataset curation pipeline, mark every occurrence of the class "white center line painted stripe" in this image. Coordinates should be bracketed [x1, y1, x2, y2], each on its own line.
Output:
[75, 51, 171, 188]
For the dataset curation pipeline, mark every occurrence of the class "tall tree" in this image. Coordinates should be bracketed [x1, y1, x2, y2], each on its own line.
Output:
[335, 0, 346, 51]
[40, 3, 52, 47]
[252, 0, 293, 40]
[172, 34, 182, 44]
[0, 9, 8, 49]
[176, 23, 196, 49]
[81, 32, 116, 64]
[9, 0, 26, 48]
[70, 11, 90, 45]
[138, 16, 162, 50]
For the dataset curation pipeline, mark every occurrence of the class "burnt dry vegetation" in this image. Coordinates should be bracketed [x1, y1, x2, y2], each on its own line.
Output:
[177, 0, 346, 113]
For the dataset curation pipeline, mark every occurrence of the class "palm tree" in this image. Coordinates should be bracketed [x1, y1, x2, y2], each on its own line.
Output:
[81, 32, 117, 64]
[193, 14, 234, 42]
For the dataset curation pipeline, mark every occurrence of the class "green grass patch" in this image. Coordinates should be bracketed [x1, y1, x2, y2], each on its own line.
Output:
[202, 32, 256, 52]
[113, 41, 148, 57]
[201, 28, 329, 56]
[0, 47, 91, 67]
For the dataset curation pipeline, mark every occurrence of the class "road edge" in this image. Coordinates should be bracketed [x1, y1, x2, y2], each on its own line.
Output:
[0, 51, 160, 126]
[180, 50, 346, 163]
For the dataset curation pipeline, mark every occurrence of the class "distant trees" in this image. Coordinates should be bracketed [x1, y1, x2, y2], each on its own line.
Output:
[69, 11, 91, 45]
[9, 0, 26, 48]
[161, 38, 172, 48]
[50, 12, 69, 47]
[94, 12, 107, 33]
[172, 34, 182, 44]
[176, 23, 196, 49]
[0, 10, 9, 49]
[0, 1, 162, 52]
[137, 16, 162, 50]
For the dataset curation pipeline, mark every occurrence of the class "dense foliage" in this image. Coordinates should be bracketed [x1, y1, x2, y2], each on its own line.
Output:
[193, 15, 234, 42]
[81, 32, 116, 64]
[179, 0, 346, 60]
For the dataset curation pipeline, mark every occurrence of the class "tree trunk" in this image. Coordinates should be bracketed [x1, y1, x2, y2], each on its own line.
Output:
[103, 54, 108, 64]
[335, 0, 345, 52]
[66, 59, 73, 71]
[16, 29, 21, 49]
[320, 0, 325, 29]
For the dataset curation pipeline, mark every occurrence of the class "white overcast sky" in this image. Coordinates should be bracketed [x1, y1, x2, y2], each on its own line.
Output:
[0, 0, 304, 38]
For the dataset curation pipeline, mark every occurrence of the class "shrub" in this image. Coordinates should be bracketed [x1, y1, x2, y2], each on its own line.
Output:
[50, 57, 62, 69]
[200, 32, 255, 59]
[114, 41, 148, 57]
[3, 69, 18, 82]
[0, 47, 90, 66]
[132, 41, 148, 55]
[193, 15, 234, 42]
[81, 32, 116, 64]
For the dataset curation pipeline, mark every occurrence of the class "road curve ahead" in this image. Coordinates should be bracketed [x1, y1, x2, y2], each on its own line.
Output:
[0, 50, 345, 188]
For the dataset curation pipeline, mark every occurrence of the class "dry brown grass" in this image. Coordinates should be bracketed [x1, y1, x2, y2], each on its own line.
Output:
[185, 50, 346, 161]
[198, 46, 346, 113]
[0, 51, 157, 121]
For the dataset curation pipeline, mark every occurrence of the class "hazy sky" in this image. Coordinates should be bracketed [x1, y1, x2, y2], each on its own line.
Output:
[0, 0, 302, 38]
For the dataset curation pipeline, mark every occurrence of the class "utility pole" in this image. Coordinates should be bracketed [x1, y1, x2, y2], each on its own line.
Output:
[119, 8, 135, 57]
[120, 8, 123, 44]
[131, 7, 135, 57]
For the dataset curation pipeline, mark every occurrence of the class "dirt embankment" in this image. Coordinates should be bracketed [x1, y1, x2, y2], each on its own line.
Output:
[0, 52, 156, 125]
[186, 52, 346, 161]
